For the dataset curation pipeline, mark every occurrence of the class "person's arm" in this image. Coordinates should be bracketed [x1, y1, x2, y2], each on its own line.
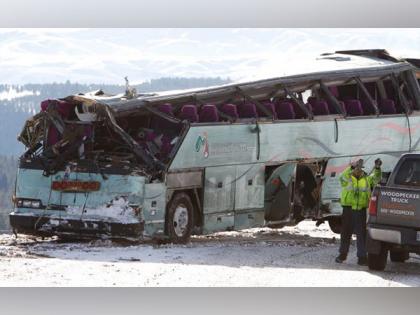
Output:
[368, 158, 382, 188]
[368, 167, 382, 188]
[339, 166, 353, 188]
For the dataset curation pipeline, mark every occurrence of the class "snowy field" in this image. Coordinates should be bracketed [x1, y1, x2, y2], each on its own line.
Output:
[0, 220, 419, 287]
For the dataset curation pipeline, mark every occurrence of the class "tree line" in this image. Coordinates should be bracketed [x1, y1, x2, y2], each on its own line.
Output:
[0, 156, 17, 231]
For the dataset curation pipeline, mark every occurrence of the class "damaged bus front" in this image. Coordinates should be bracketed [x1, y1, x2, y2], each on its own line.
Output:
[10, 94, 184, 240]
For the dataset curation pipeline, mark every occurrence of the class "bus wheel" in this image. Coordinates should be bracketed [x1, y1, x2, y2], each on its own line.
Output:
[390, 249, 409, 262]
[368, 243, 388, 271]
[328, 216, 342, 234]
[165, 192, 194, 244]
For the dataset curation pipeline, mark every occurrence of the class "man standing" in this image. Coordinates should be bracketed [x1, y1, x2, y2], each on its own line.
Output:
[335, 158, 382, 265]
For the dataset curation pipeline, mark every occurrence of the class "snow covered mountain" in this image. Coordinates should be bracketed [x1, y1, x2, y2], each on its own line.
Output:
[1, 29, 420, 85]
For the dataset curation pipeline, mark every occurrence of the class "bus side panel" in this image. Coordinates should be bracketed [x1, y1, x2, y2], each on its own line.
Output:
[202, 212, 234, 234]
[170, 124, 258, 170]
[142, 183, 166, 237]
[234, 164, 265, 210]
[170, 116, 414, 170]
[203, 166, 236, 214]
[202, 166, 236, 233]
[234, 211, 265, 230]
[233, 164, 265, 229]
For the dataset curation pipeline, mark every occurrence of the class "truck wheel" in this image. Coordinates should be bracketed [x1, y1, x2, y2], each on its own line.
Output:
[368, 243, 388, 271]
[165, 192, 194, 244]
[390, 250, 409, 263]
[328, 217, 341, 234]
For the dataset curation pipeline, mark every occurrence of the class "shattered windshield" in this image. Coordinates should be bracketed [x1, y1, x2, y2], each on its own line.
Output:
[18, 95, 184, 177]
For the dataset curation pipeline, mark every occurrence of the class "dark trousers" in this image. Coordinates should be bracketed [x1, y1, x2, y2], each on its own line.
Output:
[339, 206, 367, 258]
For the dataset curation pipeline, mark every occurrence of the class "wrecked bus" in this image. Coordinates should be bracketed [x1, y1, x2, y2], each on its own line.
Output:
[9, 49, 420, 242]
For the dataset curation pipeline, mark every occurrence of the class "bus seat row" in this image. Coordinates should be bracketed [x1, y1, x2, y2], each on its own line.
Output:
[179, 104, 199, 122]
[307, 96, 400, 116]
[155, 98, 401, 123]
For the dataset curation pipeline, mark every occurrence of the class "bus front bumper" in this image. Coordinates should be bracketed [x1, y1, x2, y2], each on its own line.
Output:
[9, 212, 145, 239]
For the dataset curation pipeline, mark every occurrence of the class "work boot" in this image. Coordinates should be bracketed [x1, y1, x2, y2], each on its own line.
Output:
[357, 257, 368, 266]
[335, 253, 347, 263]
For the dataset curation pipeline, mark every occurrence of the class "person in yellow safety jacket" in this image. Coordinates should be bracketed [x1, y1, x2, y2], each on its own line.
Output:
[335, 158, 382, 265]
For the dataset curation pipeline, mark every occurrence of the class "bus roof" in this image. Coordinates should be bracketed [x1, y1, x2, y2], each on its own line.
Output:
[76, 49, 414, 116]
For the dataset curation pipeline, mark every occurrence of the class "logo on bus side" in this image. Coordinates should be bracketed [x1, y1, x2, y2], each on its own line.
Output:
[195, 132, 209, 158]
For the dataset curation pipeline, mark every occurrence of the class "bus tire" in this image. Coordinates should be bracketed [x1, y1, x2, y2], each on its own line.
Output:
[390, 249, 409, 262]
[328, 216, 342, 234]
[368, 243, 388, 271]
[165, 192, 194, 244]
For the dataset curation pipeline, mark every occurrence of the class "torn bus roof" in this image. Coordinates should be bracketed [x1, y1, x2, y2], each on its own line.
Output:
[75, 50, 414, 116]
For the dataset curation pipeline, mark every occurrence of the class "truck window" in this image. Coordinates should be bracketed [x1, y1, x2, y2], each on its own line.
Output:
[394, 158, 420, 186]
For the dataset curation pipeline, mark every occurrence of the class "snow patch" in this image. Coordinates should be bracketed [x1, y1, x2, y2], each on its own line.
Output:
[0, 87, 40, 101]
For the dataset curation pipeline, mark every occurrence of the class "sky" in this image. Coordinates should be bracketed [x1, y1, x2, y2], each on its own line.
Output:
[1, 28, 420, 85]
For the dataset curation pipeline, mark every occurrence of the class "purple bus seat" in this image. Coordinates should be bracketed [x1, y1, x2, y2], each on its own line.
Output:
[307, 96, 317, 106]
[328, 101, 341, 114]
[145, 130, 157, 142]
[378, 99, 396, 114]
[150, 103, 175, 131]
[359, 97, 376, 115]
[220, 103, 239, 120]
[275, 101, 295, 120]
[291, 101, 307, 119]
[344, 100, 364, 116]
[329, 86, 340, 98]
[160, 135, 173, 159]
[158, 103, 174, 116]
[41, 99, 72, 119]
[179, 105, 199, 122]
[312, 100, 330, 115]
[238, 103, 258, 118]
[199, 104, 219, 122]
[257, 101, 277, 119]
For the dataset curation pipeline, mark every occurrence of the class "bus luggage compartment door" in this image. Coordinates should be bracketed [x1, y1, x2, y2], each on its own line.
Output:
[202, 165, 236, 233]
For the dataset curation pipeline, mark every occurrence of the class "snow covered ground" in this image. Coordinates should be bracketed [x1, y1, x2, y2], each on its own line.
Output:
[0, 220, 419, 286]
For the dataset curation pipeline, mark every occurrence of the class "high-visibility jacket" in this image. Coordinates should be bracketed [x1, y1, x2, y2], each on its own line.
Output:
[339, 166, 381, 210]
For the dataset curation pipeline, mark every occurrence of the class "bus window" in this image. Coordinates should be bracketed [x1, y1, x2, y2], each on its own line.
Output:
[359, 82, 378, 115]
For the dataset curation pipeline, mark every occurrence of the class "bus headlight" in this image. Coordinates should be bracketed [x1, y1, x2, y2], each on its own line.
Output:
[15, 198, 42, 209]
[22, 200, 32, 207]
[31, 200, 41, 208]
